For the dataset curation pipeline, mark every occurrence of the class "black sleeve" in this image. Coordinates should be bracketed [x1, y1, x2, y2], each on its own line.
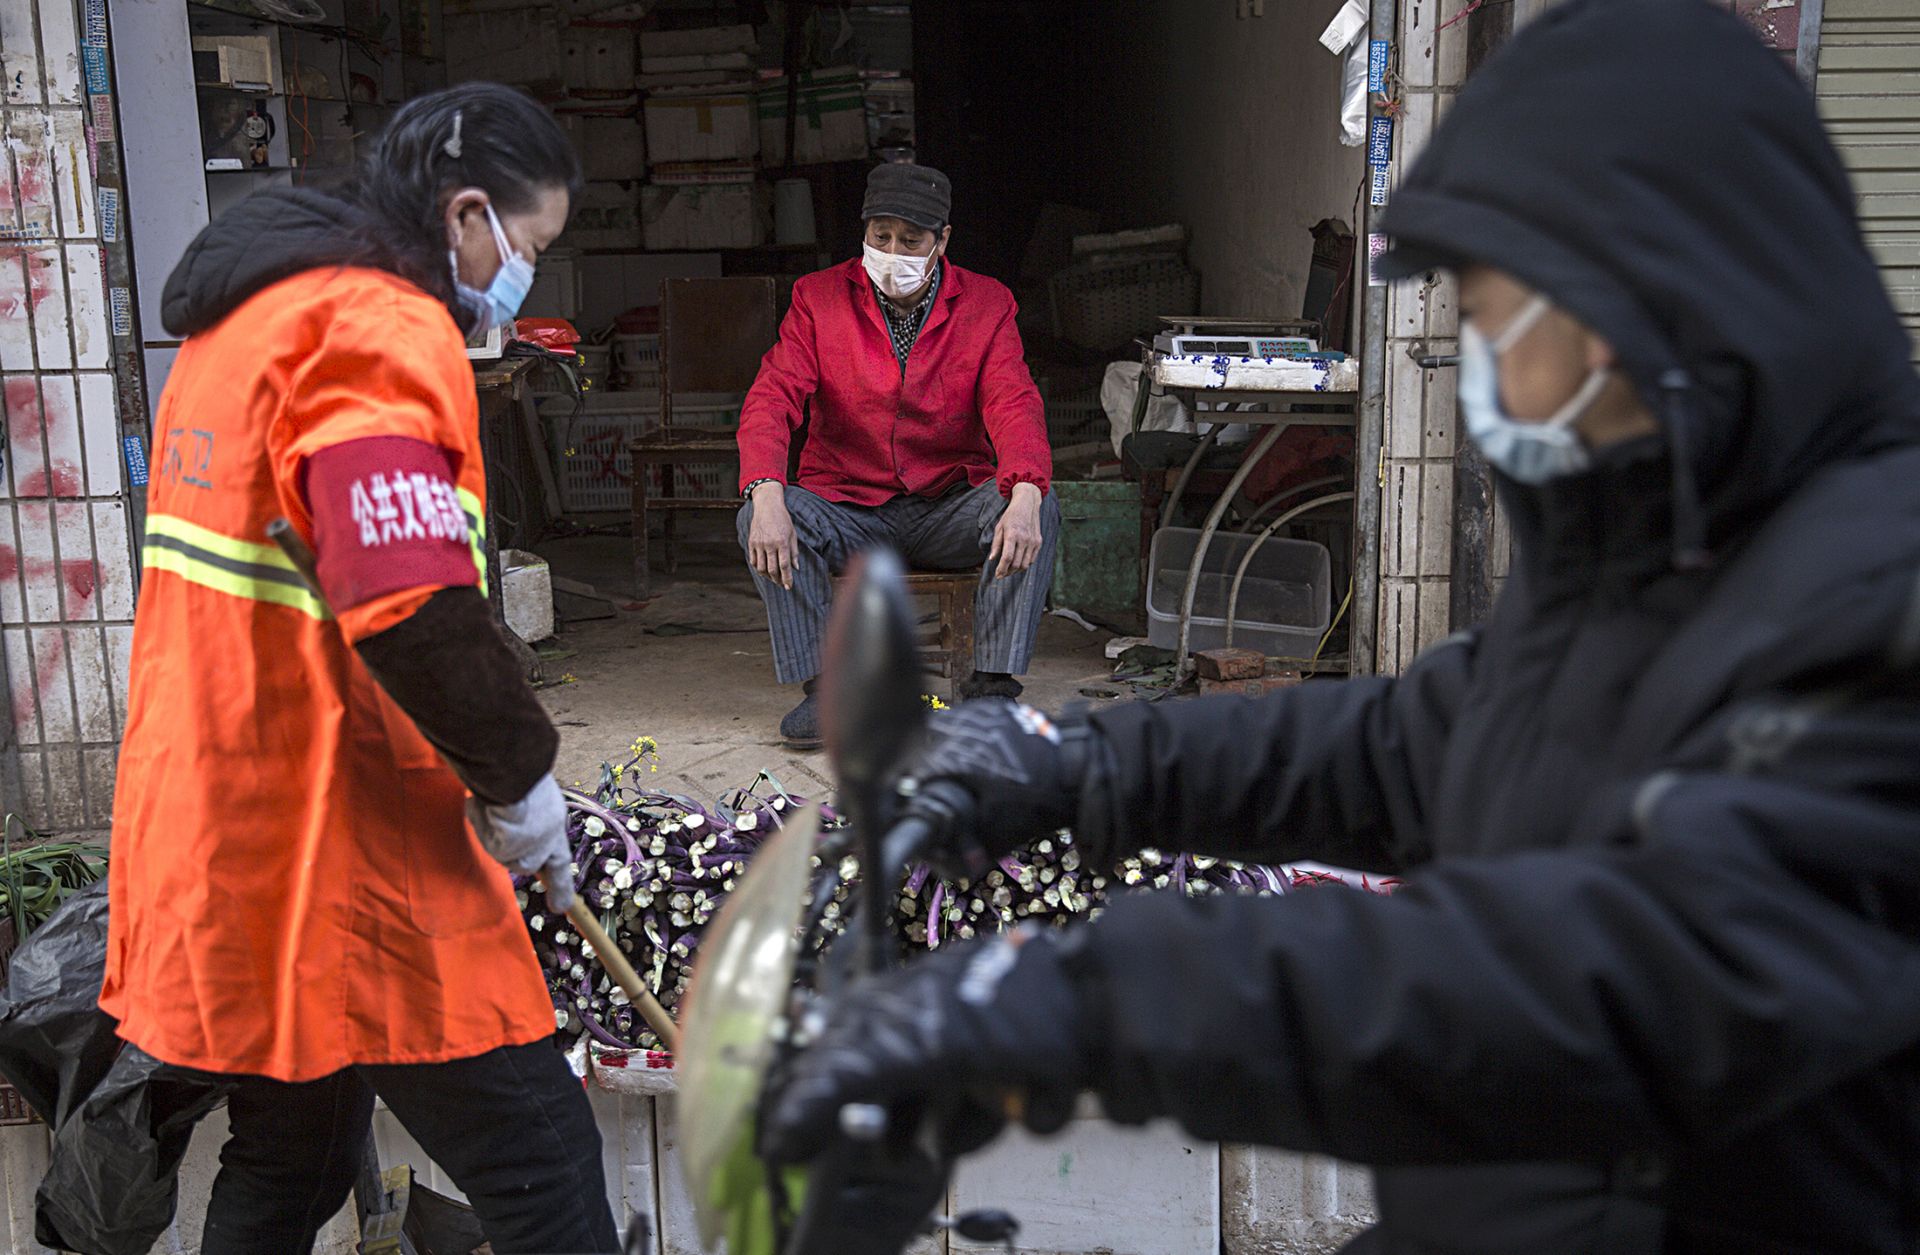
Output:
[1075, 632, 1477, 872]
[1070, 687, 1920, 1164]
[355, 587, 559, 805]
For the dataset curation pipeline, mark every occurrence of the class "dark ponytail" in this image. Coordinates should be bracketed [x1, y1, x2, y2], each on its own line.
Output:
[347, 82, 581, 313]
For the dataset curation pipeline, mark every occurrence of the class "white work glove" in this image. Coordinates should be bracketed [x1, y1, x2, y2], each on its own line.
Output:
[466, 773, 575, 914]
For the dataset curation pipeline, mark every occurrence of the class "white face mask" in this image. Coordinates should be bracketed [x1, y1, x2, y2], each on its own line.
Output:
[863, 241, 940, 300]
[1458, 294, 1611, 485]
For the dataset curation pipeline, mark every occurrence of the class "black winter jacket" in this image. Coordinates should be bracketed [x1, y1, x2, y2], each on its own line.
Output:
[1066, 3, 1920, 1251]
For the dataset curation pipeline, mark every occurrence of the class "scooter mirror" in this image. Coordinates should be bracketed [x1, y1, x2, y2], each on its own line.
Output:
[817, 546, 930, 976]
[818, 547, 928, 798]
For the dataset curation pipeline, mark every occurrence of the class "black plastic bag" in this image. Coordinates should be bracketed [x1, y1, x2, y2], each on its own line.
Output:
[35, 1045, 230, 1255]
[0, 879, 232, 1255]
[0, 880, 120, 1127]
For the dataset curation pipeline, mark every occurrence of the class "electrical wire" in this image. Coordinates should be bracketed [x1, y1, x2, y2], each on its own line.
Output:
[1311, 577, 1354, 666]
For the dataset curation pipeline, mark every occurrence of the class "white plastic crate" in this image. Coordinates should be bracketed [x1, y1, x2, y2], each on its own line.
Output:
[540, 392, 744, 515]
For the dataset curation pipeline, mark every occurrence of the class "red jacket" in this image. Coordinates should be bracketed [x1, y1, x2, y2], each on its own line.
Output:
[736, 258, 1050, 505]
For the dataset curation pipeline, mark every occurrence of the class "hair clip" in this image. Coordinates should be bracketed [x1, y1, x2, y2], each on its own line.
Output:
[444, 111, 464, 159]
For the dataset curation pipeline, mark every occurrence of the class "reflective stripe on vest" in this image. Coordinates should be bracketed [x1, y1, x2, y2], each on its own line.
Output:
[456, 486, 489, 596]
[143, 514, 331, 620]
[143, 496, 488, 614]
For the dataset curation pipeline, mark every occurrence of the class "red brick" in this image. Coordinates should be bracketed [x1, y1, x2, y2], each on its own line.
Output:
[1199, 671, 1303, 699]
[1193, 647, 1267, 681]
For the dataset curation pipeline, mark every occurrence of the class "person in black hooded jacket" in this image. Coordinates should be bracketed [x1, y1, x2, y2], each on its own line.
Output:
[757, 2, 1920, 1251]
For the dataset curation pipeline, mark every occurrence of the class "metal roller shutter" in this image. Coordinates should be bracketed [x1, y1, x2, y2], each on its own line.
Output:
[1819, 0, 1920, 359]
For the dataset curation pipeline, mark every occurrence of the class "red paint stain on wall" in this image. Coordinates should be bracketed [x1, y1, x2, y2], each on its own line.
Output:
[17, 466, 81, 497]
[0, 546, 16, 580]
[4, 377, 42, 438]
[9, 634, 65, 738]
[61, 561, 95, 605]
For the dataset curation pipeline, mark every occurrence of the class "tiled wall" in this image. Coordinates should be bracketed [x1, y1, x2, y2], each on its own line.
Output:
[1374, 0, 1514, 673]
[0, 0, 136, 833]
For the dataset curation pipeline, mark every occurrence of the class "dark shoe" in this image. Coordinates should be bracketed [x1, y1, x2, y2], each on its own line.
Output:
[781, 684, 823, 749]
[956, 671, 1024, 702]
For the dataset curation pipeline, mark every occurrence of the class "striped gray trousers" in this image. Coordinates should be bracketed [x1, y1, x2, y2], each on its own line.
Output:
[737, 482, 1062, 685]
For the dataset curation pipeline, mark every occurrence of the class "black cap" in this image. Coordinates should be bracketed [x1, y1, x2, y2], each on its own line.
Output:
[861, 163, 951, 231]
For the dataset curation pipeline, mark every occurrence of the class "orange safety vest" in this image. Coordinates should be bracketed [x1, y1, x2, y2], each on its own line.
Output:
[99, 268, 556, 1082]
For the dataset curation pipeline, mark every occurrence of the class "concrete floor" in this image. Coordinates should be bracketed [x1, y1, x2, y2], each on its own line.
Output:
[530, 518, 1118, 803]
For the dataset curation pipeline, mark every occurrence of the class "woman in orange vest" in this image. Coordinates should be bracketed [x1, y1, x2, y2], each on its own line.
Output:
[98, 84, 618, 1253]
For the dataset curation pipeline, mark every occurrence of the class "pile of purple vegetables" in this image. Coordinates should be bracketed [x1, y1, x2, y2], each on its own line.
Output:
[521, 741, 1400, 1055]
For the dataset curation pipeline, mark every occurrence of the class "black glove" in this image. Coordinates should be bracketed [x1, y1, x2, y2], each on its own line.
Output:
[760, 926, 1097, 1168]
[895, 700, 1095, 878]
[782, 1139, 951, 1255]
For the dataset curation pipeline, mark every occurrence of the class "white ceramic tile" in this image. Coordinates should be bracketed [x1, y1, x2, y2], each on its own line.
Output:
[38, 370, 82, 496]
[13, 498, 53, 619]
[52, 498, 93, 619]
[0, 374, 39, 498]
[1387, 350, 1425, 460]
[1416, 577, 1452, 653]
[63, 244, 106, 367]
[0, 1121, 54, 1254]
[6, 110, 56, 238]
[104, 619, 130, 726]
[1382, 458, 1422, 580]
[1418, 461, 1453, 578]
[14, 745, 46, 823]
[1221, 1147, 1374, 1254]
[81, 744, 114, 824]
[0, 0, 42, 105]
[3, 626, 36, 743]
[27, 624, 73, 742]
[24, 246, 71, 369]
[1422, 347, 1457, 459]
[33, 0, 79, 105]
[67, 623, 109, 737]
[1435, 0, 1470, 87]
[77, 369, 116, 494]
[89, 498, 131, 618]
[0, 253, 31, 369]
[0, 506, 18, 622]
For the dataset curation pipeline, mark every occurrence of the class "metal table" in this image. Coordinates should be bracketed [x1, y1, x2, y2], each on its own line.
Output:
[1129, 352, 1361, 679]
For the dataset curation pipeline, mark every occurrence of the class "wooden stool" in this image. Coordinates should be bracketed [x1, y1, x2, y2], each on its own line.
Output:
[835, 570, 977, 702]
[908, 571, 978, 703]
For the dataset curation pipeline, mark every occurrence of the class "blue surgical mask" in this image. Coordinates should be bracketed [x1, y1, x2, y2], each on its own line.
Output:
[451, 203, 535, 336]
[1458, 295, 1611, 485]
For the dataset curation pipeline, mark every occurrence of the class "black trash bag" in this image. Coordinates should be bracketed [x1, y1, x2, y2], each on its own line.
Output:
[0, 880, 121, 1127]
[0, 879, 233, 1255]
[35, 1046, 231, 1255]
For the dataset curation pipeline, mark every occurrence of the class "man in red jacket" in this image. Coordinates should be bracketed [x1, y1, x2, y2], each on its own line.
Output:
[736, 163, 1059, 747]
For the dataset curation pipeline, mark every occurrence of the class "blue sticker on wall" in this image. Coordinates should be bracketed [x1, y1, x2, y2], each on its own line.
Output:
[84, 0, 107, 47]
[81, 45, 109, 94]
[97, 187, 118, 242]
[1368, 40, 1389, 93]
[1368, 116, 1394, 168]
[123, 435, 148, 488]
[110, 287, 132, 337]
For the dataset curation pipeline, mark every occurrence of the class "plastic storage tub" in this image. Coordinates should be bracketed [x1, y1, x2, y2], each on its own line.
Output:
[1146, 527, 1331, 660]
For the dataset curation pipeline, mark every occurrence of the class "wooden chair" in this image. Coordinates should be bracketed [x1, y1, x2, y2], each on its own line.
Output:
[630, 276, 778, 598]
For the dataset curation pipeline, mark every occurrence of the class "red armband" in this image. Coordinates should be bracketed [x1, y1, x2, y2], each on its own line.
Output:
[302, 436, 479, 612]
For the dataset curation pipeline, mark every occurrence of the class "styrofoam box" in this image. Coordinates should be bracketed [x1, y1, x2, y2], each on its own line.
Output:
[643, 88, 759, 164]
[561, 112, 647, 183]
[563, 181, 643, 251]
[501, 548, 555, 643]
[561, 22, 637, 94]
[445, 8, 563, 90]
[641, 180, 770, 251]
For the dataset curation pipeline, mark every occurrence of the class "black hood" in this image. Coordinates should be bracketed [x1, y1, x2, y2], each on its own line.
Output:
[160, 187, 390, 338]
[1380, 0, 1920, 557]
